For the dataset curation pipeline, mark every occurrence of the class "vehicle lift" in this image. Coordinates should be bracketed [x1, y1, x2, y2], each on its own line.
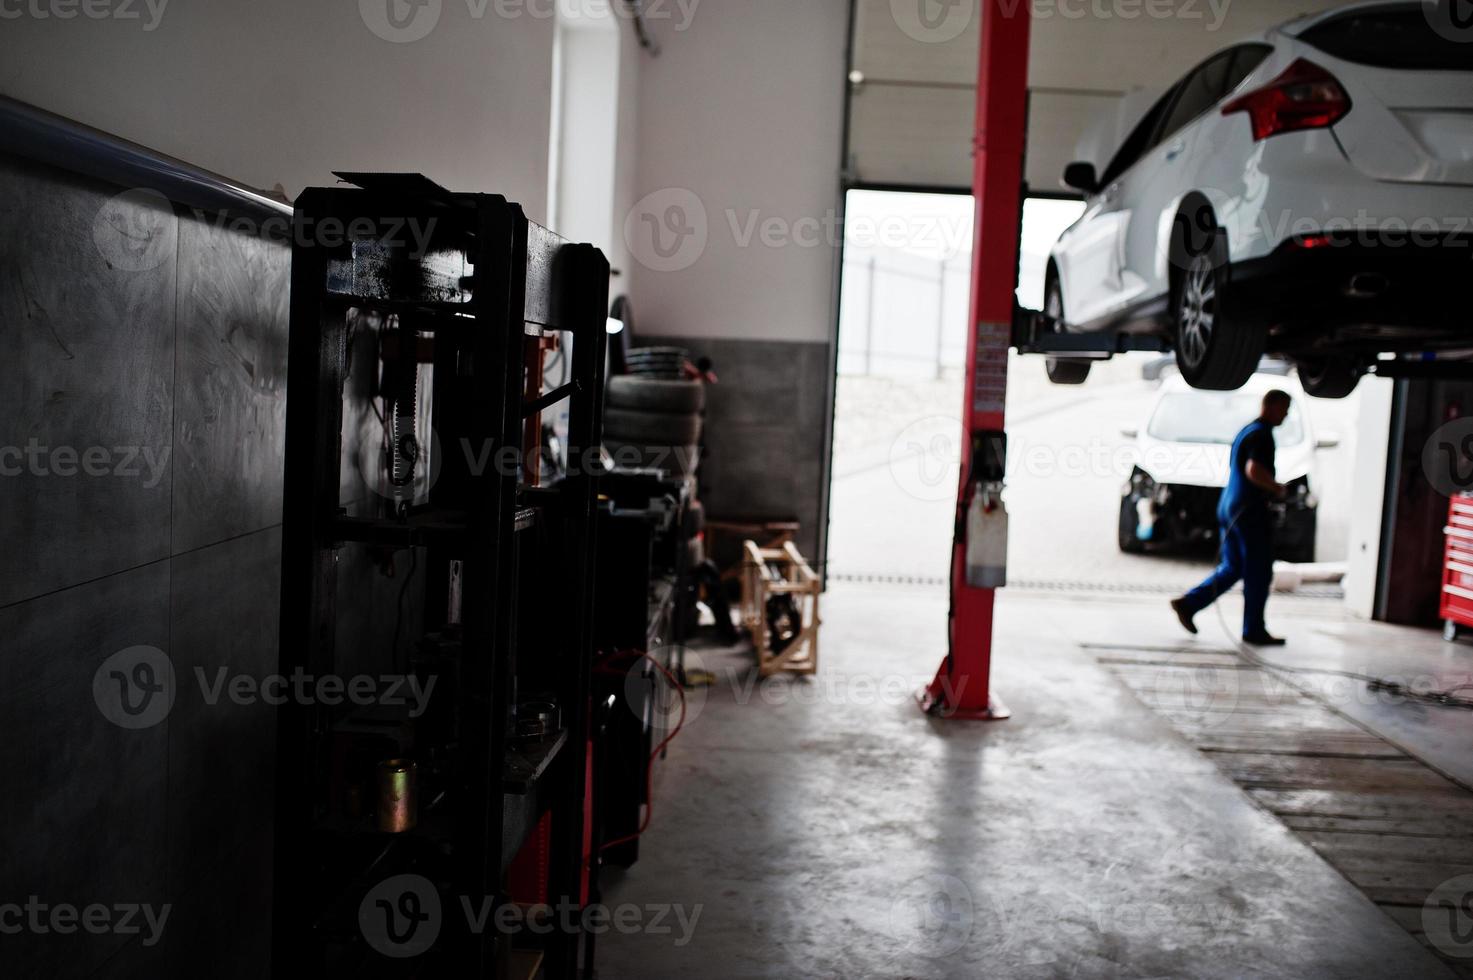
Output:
[914, 0, 1032, 720]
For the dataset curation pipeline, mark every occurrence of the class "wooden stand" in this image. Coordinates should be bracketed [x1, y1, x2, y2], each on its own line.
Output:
[740, 540, 821, 676]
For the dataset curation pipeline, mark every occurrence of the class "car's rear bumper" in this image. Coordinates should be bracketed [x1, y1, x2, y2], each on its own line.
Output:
[1231, 232, 1473, 353]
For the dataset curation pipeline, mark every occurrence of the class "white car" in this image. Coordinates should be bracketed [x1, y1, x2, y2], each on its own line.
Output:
[1119, 375, 1339, 562]
[1045, 2, 1473, 398]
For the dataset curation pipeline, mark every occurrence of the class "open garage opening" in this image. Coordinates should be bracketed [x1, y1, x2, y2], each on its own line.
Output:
[828, 186, 1380, 599]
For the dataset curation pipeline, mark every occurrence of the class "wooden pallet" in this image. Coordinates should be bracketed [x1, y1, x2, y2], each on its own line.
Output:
[740, 540, 821, 677]
[1099, 648, 1473, 978]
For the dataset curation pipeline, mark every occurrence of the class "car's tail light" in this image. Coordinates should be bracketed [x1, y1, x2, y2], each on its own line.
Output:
[1222, 59, 1351, 141]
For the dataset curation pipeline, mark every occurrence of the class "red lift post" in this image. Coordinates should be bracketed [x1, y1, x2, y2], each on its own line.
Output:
[918, 0, 1031, 720]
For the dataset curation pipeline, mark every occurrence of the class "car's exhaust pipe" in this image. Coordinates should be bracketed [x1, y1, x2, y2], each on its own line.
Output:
[1347, 272, 1389, 298]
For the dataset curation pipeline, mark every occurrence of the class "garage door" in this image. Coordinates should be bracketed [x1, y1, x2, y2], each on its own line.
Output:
[846, 0, 1360, 193]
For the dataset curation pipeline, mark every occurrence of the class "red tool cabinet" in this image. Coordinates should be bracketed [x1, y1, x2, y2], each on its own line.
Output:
[1439, 494, 1473, 640]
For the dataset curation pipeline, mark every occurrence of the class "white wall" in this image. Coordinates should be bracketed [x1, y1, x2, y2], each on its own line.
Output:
[551, 21, 621, 248]
[606, 17, 644, 291]
[1344, 376, 1395, 618]
[625, 0, 849, 343]
[0, 1, 557, 218]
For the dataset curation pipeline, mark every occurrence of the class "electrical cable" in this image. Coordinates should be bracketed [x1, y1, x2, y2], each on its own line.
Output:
[623, 0, 661, 54]
[592, 650, 687, 856]
[1204, 502, 1473, 711]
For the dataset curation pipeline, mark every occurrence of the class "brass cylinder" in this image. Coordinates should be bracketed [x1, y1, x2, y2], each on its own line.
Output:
[376, 759, 418, 833]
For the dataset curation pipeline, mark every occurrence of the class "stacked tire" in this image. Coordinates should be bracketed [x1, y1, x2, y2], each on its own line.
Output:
[622, 346, 689, 380]
[603, 374, 705, 480]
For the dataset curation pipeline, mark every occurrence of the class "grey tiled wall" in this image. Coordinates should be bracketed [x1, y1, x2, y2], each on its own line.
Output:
[647, 335, 833, 566]
[0, 155, 287, 977]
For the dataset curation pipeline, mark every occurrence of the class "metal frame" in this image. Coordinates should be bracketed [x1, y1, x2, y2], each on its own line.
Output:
[273, 178, 608, 976]
[0, 95, 290, 222]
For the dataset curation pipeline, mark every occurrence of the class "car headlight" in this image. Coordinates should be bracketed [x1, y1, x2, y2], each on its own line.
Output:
[1124, 467, 1156, 498]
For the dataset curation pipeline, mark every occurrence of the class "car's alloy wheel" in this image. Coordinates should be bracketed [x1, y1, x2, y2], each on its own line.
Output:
[1176, 253, 1216, 372]
[1170, 214, 1263, 392]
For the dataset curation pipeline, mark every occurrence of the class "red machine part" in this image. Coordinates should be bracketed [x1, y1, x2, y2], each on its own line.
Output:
[1439, 494, 1473, 633]
[918, 0, 1031, 720]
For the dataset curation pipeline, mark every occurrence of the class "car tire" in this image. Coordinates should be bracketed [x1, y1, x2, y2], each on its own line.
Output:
[1118, 496, 1146, 554]
[1043, 270, 1094, 386]
[1046, 357, 1092, 385]
[607, 375, 706, 414]
[603, 406, 703, 445]
[1297, 358, 1362, 399]
[1171, 209, 1264, 392]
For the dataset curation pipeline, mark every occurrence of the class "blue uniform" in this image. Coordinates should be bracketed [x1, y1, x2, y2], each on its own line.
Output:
[1182, 419, 1276, 637]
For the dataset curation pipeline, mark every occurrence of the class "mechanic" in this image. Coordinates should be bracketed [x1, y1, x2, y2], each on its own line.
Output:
[1170, 390, 1292, 646]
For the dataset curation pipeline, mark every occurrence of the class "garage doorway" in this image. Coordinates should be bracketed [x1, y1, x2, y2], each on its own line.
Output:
[827, 189, 1084, 583]
[828, 188, 1367, 593]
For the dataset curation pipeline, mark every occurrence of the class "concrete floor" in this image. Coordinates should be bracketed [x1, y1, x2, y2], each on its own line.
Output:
[596, 584, 1465, 978]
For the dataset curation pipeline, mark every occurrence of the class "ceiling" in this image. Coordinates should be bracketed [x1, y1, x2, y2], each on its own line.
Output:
[847, 0, 1363, 192]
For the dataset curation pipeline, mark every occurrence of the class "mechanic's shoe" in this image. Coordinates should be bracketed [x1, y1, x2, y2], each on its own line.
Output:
[1243, 632, 1286, 647]
[1169, 597, 1198, 635]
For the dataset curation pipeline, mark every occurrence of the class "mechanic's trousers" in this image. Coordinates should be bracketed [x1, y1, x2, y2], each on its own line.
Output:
[1181, 512, 1272, 638]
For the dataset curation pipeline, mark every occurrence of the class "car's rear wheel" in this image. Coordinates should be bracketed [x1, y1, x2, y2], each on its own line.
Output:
[1043, 270, 1093, 385]
[1171, 211, 1264, 391]
[1046, 358, 1092, 385]
[1297, 357, 1362, 399]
